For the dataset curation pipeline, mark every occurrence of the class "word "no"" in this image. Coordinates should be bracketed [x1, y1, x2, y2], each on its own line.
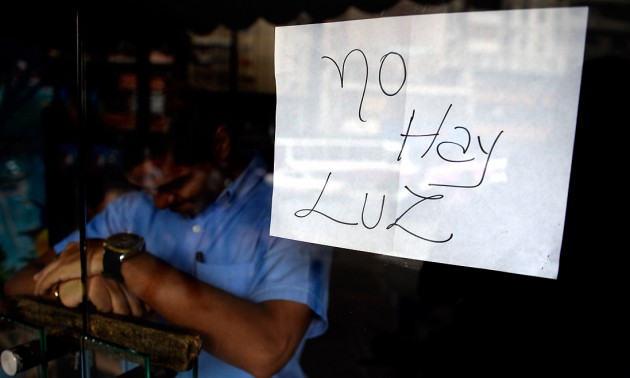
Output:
[322, 49, 407, 122]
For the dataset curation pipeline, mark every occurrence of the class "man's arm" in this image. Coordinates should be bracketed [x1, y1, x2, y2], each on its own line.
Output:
[3, 248, 56, 297]
[32, 245, 315, 378]
[127, 253, 314, 377]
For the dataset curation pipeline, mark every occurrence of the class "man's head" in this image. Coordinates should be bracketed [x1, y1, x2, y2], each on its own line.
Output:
[120, 121, 234, 218]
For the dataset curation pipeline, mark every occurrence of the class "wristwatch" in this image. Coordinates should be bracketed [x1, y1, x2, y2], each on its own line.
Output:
[102, 232, 145, 282]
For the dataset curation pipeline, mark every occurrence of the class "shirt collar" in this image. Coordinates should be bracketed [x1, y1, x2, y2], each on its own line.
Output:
[216, 154, 268, 206]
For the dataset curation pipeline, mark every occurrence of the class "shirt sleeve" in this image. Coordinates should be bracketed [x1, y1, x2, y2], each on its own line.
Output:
[251, 235, 333, 338]
[52, 191, 145, 254]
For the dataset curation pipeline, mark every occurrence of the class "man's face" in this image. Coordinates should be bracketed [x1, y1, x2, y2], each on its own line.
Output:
[125, 154, 226, 217]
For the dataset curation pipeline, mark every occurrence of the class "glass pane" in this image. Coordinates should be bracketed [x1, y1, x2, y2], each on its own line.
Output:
[1, 2, 628, 378]
[83, 337, 148, 378]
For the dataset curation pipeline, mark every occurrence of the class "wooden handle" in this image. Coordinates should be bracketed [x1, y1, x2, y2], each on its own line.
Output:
[0, 296, 202, 372]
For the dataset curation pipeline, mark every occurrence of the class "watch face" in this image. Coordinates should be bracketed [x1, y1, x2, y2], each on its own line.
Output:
[106, 232, 145, 253]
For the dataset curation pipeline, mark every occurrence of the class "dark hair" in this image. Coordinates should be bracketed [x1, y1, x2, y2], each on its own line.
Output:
[118, 119, 223, 174]
[119, 88, 272, 172]
[118, 85, 239, 171]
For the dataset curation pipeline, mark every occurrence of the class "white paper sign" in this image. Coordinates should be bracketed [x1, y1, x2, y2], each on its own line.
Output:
[271, 7, 588, 279]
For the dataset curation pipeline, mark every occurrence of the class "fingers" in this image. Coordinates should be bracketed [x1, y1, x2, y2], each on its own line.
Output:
[33, 240, 105, 296]
[88, 276, 146, 317]
[87, 276, 114, 313]
[34, 262, 81, 296]
[58, 279, 84, 308]
[33, 242, 82, 295]
[120, 285, 146, 317]
[102, 278, 132, 316]
[57, 278, 113, 311]
[59, 276, 138, 316]
[33, 260, 63, 295]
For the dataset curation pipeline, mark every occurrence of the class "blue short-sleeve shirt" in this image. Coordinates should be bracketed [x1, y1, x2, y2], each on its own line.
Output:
[54, 155, 333, 377]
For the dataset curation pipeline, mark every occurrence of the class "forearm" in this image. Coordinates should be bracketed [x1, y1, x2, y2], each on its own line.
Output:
[122, 252, 310, 377]
[4, 249, 56, 297]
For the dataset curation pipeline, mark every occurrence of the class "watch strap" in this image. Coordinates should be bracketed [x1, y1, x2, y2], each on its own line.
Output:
[102, 248, 125, 282]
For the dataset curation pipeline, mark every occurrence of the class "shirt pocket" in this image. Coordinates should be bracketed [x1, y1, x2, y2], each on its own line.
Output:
[194, 261, 256, 298]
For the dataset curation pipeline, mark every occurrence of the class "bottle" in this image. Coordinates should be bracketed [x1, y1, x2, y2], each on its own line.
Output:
[0, 337, 76, 376]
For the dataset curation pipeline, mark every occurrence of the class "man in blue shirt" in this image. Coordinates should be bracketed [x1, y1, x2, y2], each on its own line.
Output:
[4, 120, 333, 377]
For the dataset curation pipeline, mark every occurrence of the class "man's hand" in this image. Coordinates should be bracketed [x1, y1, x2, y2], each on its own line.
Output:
[33, 239, 105, 296]
[31, 239, 150, 317]
[58, 276, 150, 317]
